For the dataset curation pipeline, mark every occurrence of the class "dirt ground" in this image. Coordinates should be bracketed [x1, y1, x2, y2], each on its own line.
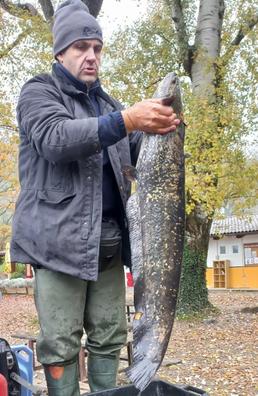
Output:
[0, 290, 257, 395]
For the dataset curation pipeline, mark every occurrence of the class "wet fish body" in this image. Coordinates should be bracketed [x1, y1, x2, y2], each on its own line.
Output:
[125, 73, 185, 390]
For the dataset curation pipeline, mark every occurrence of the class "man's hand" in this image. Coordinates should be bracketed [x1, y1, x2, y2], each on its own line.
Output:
[121, 98, 180, 134]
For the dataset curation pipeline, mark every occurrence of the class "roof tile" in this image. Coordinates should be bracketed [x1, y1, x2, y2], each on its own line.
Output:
[210, 214, 258, 235]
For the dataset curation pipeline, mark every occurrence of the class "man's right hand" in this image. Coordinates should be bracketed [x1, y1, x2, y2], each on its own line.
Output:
[121, 98, 181, 135]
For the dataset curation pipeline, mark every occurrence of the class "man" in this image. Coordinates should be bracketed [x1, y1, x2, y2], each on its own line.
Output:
[10, 0, 180, 394]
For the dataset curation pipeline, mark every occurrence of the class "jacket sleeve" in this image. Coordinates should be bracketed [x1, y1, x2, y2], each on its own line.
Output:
[105, 96, 143, 166]
[17, 79, 102, 163]
[98, 111, 127, 148]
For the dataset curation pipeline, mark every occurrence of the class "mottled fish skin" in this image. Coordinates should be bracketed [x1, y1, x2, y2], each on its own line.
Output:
[125, 72, 185, 391]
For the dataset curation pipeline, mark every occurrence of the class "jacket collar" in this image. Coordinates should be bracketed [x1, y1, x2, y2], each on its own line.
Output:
[51, 62, 117, 111]
[52, 62, 101, 96]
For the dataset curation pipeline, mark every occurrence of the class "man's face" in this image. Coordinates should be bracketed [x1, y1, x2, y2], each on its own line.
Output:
[57, 39, 102, 85]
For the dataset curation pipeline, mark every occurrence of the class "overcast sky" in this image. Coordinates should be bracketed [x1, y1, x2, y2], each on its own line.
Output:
[99, 0, 148, 41]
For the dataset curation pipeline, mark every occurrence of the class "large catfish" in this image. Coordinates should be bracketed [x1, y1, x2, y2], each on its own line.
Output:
[125, 72, 185, 391]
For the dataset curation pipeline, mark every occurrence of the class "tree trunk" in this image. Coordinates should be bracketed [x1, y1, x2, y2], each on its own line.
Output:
[191, 0, 225, 98]
[84, 0, 103, 18]
[177, 243, 211, 315]
[177, 0, 225, 314]
[177, 209, 212, 314]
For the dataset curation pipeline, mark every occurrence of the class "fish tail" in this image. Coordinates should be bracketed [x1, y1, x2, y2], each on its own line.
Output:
[125, 355, 159, 391]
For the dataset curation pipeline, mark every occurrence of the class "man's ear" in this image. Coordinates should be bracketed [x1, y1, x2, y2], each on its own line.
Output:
[56, 52, 64, 63]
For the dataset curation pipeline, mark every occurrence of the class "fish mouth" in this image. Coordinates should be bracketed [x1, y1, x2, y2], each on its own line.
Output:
[161, 95, 175, 106]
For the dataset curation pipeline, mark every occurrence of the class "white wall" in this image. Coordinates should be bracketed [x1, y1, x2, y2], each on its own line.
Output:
[207, 234, 258, 267]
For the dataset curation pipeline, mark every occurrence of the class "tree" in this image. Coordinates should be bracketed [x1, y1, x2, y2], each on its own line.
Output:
[100, 0, 257, 313]
[0, 0, 54, 247]
[0, 0, 257, 312]
[0, 94, 19, 248]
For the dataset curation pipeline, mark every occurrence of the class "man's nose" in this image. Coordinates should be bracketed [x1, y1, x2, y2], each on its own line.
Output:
[86, 47, 96, 62]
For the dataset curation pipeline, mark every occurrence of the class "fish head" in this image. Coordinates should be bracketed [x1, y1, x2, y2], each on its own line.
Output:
[154, 72, 182, 115]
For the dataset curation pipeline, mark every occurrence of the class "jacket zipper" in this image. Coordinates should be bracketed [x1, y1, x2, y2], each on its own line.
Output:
[83, 91, 103, 244]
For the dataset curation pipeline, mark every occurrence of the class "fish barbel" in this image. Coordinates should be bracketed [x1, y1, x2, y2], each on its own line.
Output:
[125, 72, 185, 391]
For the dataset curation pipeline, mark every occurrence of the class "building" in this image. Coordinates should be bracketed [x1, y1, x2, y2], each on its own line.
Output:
[206, 214, 258, 289]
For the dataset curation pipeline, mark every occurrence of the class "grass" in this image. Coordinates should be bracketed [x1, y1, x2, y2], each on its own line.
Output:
[177, 304, 220, 321]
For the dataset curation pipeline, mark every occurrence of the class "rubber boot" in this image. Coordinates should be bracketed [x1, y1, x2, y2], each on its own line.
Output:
[44, 360, 80, 396]
[87, 353, 120, 392]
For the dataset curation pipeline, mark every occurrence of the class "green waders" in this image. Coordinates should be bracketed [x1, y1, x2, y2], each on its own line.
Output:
[34, 249, 127, 394]
[44, 362, 80, 396]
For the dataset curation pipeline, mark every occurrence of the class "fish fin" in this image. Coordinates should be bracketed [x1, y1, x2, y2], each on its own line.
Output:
[125, 354, 159, 391]
[122, 165, 137, 181]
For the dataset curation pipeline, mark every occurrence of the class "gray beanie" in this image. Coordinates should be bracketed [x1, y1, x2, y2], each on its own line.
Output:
[52, 0, 103, 57]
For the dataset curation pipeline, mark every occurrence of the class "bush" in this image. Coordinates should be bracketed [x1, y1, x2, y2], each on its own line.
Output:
[10, 263, 26, 279]
[0, 224, 11, 251]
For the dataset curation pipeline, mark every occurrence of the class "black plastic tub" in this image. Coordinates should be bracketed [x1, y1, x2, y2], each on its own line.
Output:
[83, 379, 208, 395]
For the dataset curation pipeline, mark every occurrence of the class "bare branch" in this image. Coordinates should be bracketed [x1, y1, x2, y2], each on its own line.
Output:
[231, 13, 258, 46]
[0, 202, 14, 220]
[0, 0, 38, 17]
[6, 212, 14, 223]
[164, 0, 192, 76]
[0, 184, 12, 193]
[222, 12, 258, 65]
[38, 0, 54, 23]
[0, 125, 17, 132]
[0, 0, 104, 29]
[84, 0, 103, 18]
[0, 28, 31, 60]
[155, 31, 173, 45]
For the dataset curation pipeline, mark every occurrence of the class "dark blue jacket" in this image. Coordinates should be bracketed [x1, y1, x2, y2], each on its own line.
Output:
[10, 65, 142, 281]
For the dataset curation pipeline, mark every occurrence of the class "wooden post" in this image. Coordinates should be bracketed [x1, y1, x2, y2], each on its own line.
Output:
[25, 264, 33, 278]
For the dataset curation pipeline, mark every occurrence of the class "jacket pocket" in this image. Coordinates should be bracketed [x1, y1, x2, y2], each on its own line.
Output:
[99, 219, 122, 261]
[37, 190, 76, 205]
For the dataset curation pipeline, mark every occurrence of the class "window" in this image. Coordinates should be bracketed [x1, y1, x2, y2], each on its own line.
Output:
[232, 245, 239, 254]
[244, 244, 258, 265]
[220, 246, 226, 254]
